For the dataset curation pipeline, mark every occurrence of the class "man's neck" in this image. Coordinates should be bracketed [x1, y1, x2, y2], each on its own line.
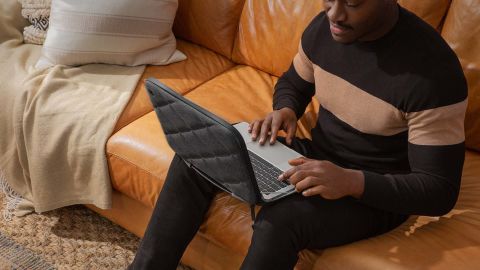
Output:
[359, 4, 400, 42]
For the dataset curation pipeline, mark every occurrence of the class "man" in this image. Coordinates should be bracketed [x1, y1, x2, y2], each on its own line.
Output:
[130, 0, 468, 269]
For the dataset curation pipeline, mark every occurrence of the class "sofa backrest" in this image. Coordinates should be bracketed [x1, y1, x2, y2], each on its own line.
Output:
[173, 0, 246, 58]
[441, 0, 480, 152]
[232, 0, 324, 77]
[231, 0, 452, 77]
[398, 0, 451, 29]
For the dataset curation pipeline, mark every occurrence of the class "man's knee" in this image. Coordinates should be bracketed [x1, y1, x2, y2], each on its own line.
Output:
[163, 155, 217, 196]
[255, 203, 296, 231]
[252, 200, 307, 250]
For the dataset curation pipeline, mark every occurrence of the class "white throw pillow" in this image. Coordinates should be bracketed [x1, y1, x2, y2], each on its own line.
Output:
[36, 0, 186, 68]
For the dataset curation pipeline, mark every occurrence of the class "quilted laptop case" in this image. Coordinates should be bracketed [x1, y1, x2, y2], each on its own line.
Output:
[145, 78, 262, 206]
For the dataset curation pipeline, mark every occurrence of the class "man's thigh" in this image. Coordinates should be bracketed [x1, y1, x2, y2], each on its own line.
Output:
[256, 193, 407, 250]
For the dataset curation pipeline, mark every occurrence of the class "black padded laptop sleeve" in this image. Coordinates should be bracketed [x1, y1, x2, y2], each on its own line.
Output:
[145, 78, 261, 205]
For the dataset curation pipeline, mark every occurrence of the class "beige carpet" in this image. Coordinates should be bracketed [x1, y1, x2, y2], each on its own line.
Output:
[0, 192, 192, 269]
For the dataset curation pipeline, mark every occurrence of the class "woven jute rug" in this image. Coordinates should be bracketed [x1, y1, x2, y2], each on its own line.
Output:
[0, 192, 192, 269]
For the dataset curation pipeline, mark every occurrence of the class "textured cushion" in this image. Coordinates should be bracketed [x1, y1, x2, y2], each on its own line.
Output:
[36, 0, 186, 68]
[18, 0, 51, 44]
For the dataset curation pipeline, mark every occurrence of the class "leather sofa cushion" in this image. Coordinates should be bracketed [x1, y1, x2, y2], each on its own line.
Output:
[108, 111, 174, 208]
[113, 40, 235, 133]
[232, 0, 324, 77]
[173, 0, 246, 59]
[441, 0, 480, 152]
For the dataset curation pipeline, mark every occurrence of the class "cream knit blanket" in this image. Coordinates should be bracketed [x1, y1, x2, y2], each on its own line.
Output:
[0, 0, 144, 217]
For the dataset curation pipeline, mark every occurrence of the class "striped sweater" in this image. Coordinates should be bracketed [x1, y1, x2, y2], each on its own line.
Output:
[273, 7, 468, 216]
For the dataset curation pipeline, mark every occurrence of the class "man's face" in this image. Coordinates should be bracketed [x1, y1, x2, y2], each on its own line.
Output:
[323, 0, 395, 43]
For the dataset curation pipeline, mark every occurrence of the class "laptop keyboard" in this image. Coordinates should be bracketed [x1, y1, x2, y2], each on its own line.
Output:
[247, 150, 290, 194]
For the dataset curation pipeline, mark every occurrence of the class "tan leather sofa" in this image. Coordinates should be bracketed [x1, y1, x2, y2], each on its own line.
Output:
[88, 0, 480, 269]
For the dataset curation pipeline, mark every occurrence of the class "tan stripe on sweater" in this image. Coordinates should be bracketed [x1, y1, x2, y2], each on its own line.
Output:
[406, 99, 467, 145]
[293, 43, 315, 83]
[313, 65, 407, 136]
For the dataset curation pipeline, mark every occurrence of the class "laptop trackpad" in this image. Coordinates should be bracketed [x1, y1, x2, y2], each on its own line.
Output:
[234, 122, 303, 172]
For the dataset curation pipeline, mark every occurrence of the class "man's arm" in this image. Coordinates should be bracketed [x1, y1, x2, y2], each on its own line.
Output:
[273, 42, 316, 119]
[359, 99, 468, 216]
[359, 144, 464, 216]
[249, 41, 317, 145]
[281, 99, 467, 217]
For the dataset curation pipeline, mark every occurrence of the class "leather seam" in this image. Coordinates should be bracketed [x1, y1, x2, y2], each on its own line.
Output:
[107, 152, 165, 181]
[182, 64, 241, 97]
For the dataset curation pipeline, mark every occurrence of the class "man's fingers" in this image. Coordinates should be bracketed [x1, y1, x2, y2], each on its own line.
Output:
[288, 170, 314, 185]
[285, 123, 296, 145]
[301, 185, 325, 197]
[259, 117, 272, 145]
[269, 117, 281, 144]
[279, 159, 317, 181]
[279, 164, 315, 183]
[288, 157, 309, 166]
[294, 176, 319, 193]
[250, 120, 262, 140]
[279, 164, 295, 181]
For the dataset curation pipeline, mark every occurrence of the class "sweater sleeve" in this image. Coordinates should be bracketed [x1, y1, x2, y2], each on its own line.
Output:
[273, 41, 316, 119]
[359, 99, 468, 216]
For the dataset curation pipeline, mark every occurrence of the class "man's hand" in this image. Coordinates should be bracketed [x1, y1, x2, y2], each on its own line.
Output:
[279, 157, 365, 199]
[248, 107, 297, 145]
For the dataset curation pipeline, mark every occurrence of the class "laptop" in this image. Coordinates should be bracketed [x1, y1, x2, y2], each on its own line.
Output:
[145, 78, 303, 208]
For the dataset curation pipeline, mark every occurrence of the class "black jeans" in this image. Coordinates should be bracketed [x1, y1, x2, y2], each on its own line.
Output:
[129, 138, 407, 269]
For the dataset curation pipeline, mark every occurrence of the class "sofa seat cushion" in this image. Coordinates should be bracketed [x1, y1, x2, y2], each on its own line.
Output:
[113, 39, 235, 133]
[108, 110, 174, 208]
